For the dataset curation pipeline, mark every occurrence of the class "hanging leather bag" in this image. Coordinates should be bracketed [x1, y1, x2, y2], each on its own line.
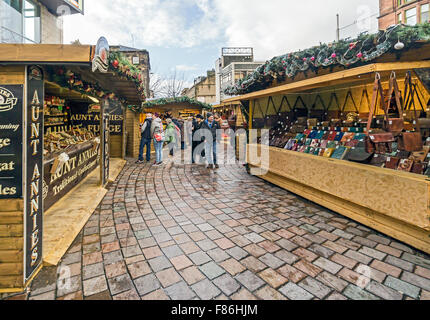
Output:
[365, 73, 395, 155]
[398, 72, 424, 152]
[385, 72, 405, 135]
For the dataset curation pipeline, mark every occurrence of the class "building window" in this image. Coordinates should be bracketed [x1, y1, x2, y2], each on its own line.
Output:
[422, 4, 429, 23]
[0, 0, 40, 43]
[405, 7, 417, 25]
[398, 0, 402, 7]
[398, 12, 403, 23]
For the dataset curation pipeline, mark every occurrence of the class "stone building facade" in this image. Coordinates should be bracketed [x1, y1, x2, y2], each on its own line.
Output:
[182, 70, 216, 105]
[379, 0, 429, 30]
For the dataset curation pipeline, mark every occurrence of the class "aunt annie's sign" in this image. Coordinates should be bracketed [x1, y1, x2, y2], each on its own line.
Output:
[0, 87, 18, 112]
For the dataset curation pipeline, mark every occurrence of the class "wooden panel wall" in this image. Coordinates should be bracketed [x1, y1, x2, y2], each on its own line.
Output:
[125, 109, 140, 158]
[0, 65, 25, 291]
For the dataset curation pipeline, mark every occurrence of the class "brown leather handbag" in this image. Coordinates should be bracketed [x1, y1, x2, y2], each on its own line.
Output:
[398, 72, 423, 152]
[385, 72, 404, 135]
[365, 73, 395, 155]
[385, 156, 400, 170]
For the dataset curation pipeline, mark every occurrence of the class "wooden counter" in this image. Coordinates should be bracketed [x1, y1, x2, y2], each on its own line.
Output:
[247, 144, 430, 254]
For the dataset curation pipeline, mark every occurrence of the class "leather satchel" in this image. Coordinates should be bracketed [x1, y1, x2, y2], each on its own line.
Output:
[385, 72, 405, 135]
[385, 156, 400, 170]
[411, 162, 426, 175]
[346, 140, 374, 163]
[365, 73, 395, 155]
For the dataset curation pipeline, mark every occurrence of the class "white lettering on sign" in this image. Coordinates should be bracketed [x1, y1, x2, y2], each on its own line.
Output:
[0, 185, 17, 195]
[0, 161, 15, 172]
[0, 138, 11, 149]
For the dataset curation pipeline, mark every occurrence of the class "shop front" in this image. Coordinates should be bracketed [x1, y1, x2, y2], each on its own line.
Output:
[223, 24, 430, 254]
[0, 39, 145, 293]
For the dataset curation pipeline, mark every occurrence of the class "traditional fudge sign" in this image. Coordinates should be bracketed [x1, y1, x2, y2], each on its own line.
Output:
[70, 103, 123, 135]
[43, 144, 99, 210]
[24, 66, 44, 282]
[0, 85, 23, 198]
[107, 100, 124, 136]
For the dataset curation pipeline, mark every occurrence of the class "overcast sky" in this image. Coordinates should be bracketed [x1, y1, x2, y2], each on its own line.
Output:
[64, 0, 379, 85]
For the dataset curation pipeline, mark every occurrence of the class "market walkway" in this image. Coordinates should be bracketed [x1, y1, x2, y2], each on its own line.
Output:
[26, 158, 430, 300]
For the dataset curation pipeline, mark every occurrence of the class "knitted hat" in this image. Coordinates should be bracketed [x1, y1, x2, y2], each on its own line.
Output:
[196, 114, 204, 119]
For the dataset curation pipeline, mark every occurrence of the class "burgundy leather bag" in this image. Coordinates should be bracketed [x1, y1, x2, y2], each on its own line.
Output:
[385, 72, 404, 135]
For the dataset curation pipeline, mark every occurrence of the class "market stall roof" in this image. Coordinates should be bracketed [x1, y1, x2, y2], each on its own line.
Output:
[223, 60, 430, 103]
[132, 97, 213, 113]
[0, 44, 144, 106]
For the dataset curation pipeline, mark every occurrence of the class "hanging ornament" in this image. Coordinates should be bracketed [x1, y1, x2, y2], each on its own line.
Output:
[394, 38, 405, 50]
[357, 52, 363, 58]
[331, 53, 337, 58]
[112, 60, 119, 68]
[310, 56, 315, 61]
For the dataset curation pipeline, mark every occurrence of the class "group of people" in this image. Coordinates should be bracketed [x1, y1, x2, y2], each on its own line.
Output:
[137, 112, 223, 169]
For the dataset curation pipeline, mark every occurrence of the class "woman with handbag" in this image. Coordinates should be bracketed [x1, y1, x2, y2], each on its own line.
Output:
[151, 113, 165, 166]
[165, 118, 177, 157]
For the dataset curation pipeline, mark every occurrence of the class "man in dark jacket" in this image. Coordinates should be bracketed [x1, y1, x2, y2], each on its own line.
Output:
[201, 113, 221, 169]
[137, 113, 152, 164]
[192, 114, 204, 164]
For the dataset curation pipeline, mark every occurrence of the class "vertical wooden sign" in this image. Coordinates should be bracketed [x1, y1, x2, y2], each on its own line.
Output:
[100, 99, 110, 187]
[0, 85, 23, 199]
[24, 66, 44, 282]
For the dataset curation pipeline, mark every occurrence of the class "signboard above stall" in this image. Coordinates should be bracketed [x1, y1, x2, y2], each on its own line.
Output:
[39, 0, 84, 15]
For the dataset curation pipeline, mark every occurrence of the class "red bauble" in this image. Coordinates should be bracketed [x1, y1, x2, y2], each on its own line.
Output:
[112, 60, 119, 68]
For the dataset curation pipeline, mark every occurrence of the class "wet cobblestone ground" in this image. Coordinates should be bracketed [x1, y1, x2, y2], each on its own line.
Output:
[24, 158, 430, 300]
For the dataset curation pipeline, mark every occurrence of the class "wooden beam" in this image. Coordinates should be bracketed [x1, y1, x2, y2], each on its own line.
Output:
[223, 61, 430, 103]
[0, 44, 93, 64]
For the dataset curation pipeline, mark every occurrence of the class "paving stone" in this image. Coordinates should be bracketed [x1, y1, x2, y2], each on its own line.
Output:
[134, 274, 161, 296]
[259, 253, 285, 269]
[298, 277, 332, 299]
[344, 250, 373, 265]
[330, 253, 358, 269]
[189, 251, 212, 266]
[343, 284, 380, 300]
[180, 266, 206, 285]
[103, 251, 124, 265]
[274, 250, 300, 265]
[83, 276, 108, 297]
[128, 261, 151, 279]
[415, 266, 430, 280]
[258, 268, 288, 289]
[231, 288, 257, 300]
[156, 268, 182, 288]
[366, 234, 390, 246]
[370, 260, 401, 277]
[243, 244, 267, 258]
[161, 245, 184, 258]
[400, 272, 430, 291]
[192, 279, 221, 300]
[244, 232, 266, 243]
[292, 248, 318, 262]
[241, 256, 268, 273]
[220, 258, 246, 276]
[326, 292, 347, 300]
[226, 247, 249, 260]
[313, 257, 342, 275]
[308, 244, 335, 259]
[384, 255, 415, 272]
[113, 289, 141, 300]
[165, 281, 195, 300]
[107, 274, 134, 295]
[384, 276, 420, 299]
[207, 248, 230, 263]
[213, 274, 241, 296]
[358, 246, 387, 261]
[401, 253, 430, 269]
[293, 260, 322, 277]
[148, 256, 172, 272]
[29, 291, 55, 300]
[365, 280, 403, 300]
[277, 264, 307, 283]
[82, 262, 105, 280]
[199, 262, 225, 280]
[235, 270, 265, 292]
[279, 282, 313, 300]
[316, 271, 348, 292]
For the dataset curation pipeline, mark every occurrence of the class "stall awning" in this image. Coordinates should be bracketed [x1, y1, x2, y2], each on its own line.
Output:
[222, 61, 430, 103]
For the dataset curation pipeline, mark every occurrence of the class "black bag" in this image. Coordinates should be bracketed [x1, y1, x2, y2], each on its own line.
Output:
[346, 141, 374, 164]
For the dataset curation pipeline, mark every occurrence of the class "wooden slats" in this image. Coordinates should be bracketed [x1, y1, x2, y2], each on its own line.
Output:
[0, 263, 23, 276]
[0, 225, 23, 237]
[0, 238, 23, 251]
[0, 200, 24, 212]
[0, 65, 25, 84]
[0, 250, 23, 263]
[0, 212, 23, 225]
[0, 276, 23, 289]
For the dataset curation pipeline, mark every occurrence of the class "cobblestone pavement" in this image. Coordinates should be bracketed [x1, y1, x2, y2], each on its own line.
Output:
[25, 158, 430, 300]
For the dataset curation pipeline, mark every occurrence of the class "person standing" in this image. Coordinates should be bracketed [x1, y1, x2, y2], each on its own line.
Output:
[165, 118, 177, 157]
[136, 113, 152, 164]
[192, 114, 204, 164]
[151, 113, 164, 166]
[201, 113, 221, 169]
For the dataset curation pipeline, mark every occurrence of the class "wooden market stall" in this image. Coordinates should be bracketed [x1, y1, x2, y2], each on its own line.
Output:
[223, 25, 430, 254]
[0, 40, 145, 293]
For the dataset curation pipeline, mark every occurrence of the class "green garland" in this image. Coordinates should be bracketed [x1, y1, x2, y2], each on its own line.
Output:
[128, 97, 213, 113]
[225, 23, 430, 96]
[108, 51, 146, 101]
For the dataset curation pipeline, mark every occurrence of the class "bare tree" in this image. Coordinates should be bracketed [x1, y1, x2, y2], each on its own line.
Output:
[156, 70, 188, 99]
[149, 72, 163, 99]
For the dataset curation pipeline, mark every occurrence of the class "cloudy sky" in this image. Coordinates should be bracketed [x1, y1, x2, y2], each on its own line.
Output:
[64, 0, 379, 84]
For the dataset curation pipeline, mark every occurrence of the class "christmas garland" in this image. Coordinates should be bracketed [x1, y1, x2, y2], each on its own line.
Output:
[108, 51, 147, 101]
[224, 23, 430, 96]
[128, 97, 213, 113]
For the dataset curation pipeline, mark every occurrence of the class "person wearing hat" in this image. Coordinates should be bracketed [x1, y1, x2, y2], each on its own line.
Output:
[201, 113, 221, 169]
[137, 113, 152, 164]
